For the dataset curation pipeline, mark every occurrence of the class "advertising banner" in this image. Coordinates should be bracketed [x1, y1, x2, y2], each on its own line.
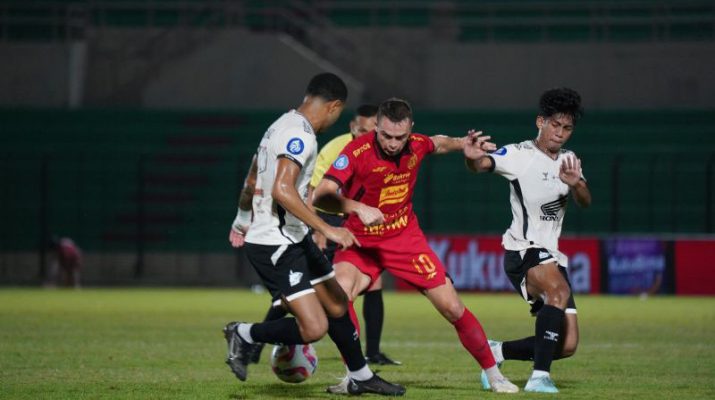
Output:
[394, 235, 601, 293]
[602, 238, 672, 294]
[674, 240, 715, 295]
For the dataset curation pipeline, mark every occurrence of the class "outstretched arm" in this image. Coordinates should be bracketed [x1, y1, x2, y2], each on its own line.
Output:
[463, 129, 497, 173]
[430, 135, 466, 154]
[559, 156, 591, 208]
[229, 155, 258, 247]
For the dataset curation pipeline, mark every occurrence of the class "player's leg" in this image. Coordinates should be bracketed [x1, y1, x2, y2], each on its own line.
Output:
[224, 242, 330, 381]
[423, 279, 517, 393]
[522, 260, 571, 393]
[311, 241, 405, 396]
[363, 275, 400, 365]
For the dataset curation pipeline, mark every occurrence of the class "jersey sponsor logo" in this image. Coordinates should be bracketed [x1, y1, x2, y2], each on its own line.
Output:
[363, 214, 410, 236]
[407, 154, 418, 170]
[352, 142, 371, 157]
[378, 184, 409, 207]
[333, 154, 349, 170]
[383, 171, 411, 184]
[372, 166, 388, 173]
[493, 147, 507, 156]
[289, 270, 303, 287]
[540, 196, 567, 221]
[286, 138, 305, 155]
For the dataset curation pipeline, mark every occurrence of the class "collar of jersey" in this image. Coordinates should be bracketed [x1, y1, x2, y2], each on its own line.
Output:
[531, 139, 561, 161]
[290, 109, 315, 135]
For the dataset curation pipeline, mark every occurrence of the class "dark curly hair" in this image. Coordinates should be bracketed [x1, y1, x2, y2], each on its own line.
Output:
[539, 87, 583, 124]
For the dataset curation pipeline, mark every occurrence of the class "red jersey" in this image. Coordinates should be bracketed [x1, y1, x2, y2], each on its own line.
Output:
[57, 238, 82, 269]
[324, 131, 435, 238]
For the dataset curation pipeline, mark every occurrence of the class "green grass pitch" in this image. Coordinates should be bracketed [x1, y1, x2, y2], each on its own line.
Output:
[1, 288, 713, 399]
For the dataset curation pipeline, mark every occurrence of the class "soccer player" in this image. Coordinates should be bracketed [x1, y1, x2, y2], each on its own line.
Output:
[222, 73, 405, 396]
[229, 105, 399, 367]
[313, 98, 519, 394]
[464, 87, 591, 393]
[309, 104, 400, 366]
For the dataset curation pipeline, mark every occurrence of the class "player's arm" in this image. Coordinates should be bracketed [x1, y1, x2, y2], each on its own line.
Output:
[313, 178, 384, 227]
[229, 155, 257, 247]
[463, 129, 497, 173]
[430, 135, 466, 154]
[559, 155, 591, 208]
[273, 158, 360, 248]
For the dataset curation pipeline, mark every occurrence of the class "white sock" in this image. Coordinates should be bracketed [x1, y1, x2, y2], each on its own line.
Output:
[348, 365, 374, 381]
[484, 365, 503, 382]
[492, 342, 504, 363]
[236, 323, 254, 344]
[531, 370, 550, 379]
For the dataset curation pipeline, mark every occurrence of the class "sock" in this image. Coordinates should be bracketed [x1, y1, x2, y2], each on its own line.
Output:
[348, 364, 374, 381]
[347, 300, 361, 336]
[327, 312, 371, 373]
[363, 290, 384, 357]
[533, 305, 565, 372]
[264, 305, 287, 321]
[502, 336, 535, 361]
[531, 370, 550, 379]
[484, 365, 504, 382]
[248, 318, 304, 345]
[237, 323, 254, 344]
[452, 308, 496, 369]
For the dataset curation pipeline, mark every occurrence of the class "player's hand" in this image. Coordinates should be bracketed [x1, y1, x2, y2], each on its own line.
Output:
[355, 204, 384, 227]
[559, 155, 582, 186]
[324, 226, 361, 249]
[463, 129, 497, 160]
[228, 227, 247, 248]
[312, 229, 328, 251]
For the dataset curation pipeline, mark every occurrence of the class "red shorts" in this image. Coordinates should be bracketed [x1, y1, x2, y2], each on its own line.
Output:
[334, 223, 446, 290]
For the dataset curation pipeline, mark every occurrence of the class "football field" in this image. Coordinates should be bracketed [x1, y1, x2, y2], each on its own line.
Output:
[1, 288, 713, 399]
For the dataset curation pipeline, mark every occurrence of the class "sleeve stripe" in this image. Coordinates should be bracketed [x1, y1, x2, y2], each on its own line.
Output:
[277, 154, 303, 169]
[487, 155, 496, 173]
[323, 174, 344, 188]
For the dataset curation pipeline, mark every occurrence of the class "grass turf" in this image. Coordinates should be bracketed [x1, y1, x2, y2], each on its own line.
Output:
[0, 289, 713, 399]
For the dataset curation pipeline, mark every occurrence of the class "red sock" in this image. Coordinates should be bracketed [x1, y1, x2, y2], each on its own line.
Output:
[347, 300, 361, 336]
[453, 308, 496, 369]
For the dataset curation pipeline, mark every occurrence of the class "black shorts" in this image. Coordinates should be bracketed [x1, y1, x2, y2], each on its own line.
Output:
[316, 210, 346, 264]
[503, 247, 577, 315]
[245, 236, 334, 306]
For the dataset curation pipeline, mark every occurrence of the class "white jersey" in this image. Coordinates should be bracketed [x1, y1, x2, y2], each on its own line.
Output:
[490, 140, 584, 267]
[245, 110, 317, 245]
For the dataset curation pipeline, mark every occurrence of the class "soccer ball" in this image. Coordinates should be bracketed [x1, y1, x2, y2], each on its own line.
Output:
[270, 343, 318, 383]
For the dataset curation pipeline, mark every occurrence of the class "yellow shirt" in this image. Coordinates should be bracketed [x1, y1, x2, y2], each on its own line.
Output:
[310, 133, 353, 214]
[310, 133, 353, 187]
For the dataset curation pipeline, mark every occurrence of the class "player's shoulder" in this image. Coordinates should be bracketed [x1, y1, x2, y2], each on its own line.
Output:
[272, 110, 315, 138]
[408, 132, 430, 142]
[493, 140, 534, 157]
[408, 132, 434, 152]
[340, 132, 374, 159]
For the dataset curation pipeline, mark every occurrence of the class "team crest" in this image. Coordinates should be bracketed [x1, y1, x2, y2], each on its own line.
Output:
[493, 147, 507, 156]
[286, 138, 305, 155]
[407, 154, 418, 170]
[333, 154, 349, 170]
